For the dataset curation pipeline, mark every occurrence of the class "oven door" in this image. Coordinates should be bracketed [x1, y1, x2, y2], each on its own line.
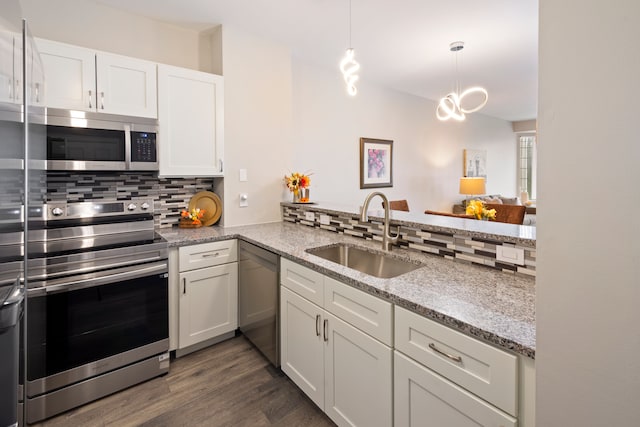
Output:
[26, 260, 168, 397]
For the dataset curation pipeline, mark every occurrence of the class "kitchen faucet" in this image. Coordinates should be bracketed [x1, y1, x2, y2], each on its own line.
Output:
[360, 192, 400, 251]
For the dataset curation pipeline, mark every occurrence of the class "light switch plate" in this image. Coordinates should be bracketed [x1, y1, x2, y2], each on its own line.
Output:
[239, 169, 248, 182]
[319, 214, 331, 225]
[305, 212, 315, 221]
[496, 246, 525, 266]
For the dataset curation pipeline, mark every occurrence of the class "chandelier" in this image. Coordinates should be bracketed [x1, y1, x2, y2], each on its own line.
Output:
[339, 0, 360, 96]
[436, 41, 488, 121]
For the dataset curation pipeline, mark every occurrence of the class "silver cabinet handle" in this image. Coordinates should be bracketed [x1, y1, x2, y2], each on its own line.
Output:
[315, 314, 321, 336]
[428, 343, 462, 363]
[8, 80, 12, 99]
[100, 91, 104, 109]
[323, 319, 329, 342]
[201, 252, 220, 258]
[88, 90, 92, 108]
[35, 82, 40, 103]
[15, 80, 20, 100]
[183, 277, 186, 294]
[219, 159, 223, 173]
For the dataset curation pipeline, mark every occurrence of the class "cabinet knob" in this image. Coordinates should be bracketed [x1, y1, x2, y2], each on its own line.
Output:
[127, 203, 137, 211]
[141, 202, 150, 210]
[51, 207, 64, 216]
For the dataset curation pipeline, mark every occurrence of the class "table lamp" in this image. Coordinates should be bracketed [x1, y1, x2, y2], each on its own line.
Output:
[459, 177, 486, 206]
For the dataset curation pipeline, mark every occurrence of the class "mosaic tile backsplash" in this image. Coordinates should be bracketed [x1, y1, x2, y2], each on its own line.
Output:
[283, 204, 536, 277]
[46, 172, 218, 228]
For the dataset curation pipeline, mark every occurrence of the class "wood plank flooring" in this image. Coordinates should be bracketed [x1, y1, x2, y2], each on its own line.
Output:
[34, 335, 336, 427]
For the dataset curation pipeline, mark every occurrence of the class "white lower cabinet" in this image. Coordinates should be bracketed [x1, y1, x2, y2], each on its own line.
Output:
[324, 311, 392, 427]
[170, 240, 238, 353]
[280, 259, 392, 427]
[280, 258, 534, 427]
[179, 262, 237, 349]
[394, 351, 517, 427]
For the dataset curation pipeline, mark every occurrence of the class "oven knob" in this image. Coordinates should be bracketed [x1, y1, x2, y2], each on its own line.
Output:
[51, 207, 64, 216]
[141, 202, 150, 210]
[127, 203, 137, 211]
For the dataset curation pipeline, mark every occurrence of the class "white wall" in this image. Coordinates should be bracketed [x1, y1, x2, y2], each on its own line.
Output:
[537, 0, 640, 425]
[221, 25, 294, 226]
[20, 0, 201, 69]
[291, 59, 517, 212]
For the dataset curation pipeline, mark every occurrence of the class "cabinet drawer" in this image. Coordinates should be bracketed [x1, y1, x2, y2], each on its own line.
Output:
[324, 277, 392, 346]
[395, 306, 518, 416]
[280, 258, 324, 307]
[394, 351, 516, 427]
[179, 240, 238, 272]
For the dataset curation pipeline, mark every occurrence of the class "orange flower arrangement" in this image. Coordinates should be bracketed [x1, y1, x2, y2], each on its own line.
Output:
[284, 172, 311, 197]
[180, 208, 205, 224]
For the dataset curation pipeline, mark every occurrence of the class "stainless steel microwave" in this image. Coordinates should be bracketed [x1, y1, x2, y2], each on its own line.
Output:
[45, 108, 158, 171]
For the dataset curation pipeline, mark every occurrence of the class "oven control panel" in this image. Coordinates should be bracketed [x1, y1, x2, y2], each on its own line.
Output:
[44, 199, 155, 220]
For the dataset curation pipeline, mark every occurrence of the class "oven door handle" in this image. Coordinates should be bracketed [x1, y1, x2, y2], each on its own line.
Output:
[29, 261, 168, 296]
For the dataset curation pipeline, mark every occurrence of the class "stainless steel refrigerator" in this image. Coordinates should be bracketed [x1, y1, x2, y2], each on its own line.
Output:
[0, 2, 46, 425]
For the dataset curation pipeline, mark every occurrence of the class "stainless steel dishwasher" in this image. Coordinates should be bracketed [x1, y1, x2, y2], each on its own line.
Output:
[238, 241, 280, 366]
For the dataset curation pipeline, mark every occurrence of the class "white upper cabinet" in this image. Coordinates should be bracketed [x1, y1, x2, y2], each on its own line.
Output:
[0, 29, 22, 105]
[96, 52, 157, 118]
[36, 38, 157, 118]
[157, 64, 224, 177]
[36, 38, 94, 111]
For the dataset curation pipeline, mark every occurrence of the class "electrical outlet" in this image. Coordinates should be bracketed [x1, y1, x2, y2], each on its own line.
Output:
[305, 212, 315, 221]
[496, 246, 525, 266]
[319, 214, 331, 225]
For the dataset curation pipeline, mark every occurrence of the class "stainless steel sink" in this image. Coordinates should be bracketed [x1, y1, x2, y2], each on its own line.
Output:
[306, 244, 421, 279]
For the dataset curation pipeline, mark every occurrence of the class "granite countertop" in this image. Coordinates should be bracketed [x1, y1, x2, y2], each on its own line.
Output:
[157, 221, 536, 359]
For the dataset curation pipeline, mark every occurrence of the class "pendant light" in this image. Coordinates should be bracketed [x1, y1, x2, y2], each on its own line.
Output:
[436, 41, 488, 121]
[339, 0, 360, 96]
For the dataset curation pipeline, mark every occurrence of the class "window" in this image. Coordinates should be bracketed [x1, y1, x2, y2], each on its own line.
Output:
[518, 134, 537, 200]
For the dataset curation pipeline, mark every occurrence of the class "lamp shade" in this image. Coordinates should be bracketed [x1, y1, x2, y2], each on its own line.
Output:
[459, 177, 486, 195]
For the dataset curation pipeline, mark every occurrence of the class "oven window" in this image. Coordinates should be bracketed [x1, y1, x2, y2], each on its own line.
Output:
[27, 273, 168, 380]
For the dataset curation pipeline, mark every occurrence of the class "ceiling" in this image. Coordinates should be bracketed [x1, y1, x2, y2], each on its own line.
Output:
[93, 0, 538, 122]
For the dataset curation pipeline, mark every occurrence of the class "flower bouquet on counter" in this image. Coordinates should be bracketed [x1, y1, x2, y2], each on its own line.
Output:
[284, 171, 312, 202]
[179, 208, 205, 228]
[466, 199, 497, 221]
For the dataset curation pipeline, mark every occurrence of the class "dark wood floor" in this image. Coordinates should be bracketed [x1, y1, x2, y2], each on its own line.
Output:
[35, 335, 336, 427]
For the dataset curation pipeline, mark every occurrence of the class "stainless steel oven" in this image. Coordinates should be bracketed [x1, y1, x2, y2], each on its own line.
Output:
[25, 199, 169, 424]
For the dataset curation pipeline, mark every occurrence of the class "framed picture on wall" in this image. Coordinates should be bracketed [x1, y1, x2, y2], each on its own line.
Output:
[463, 149, 487, 179]
[360, 138, 393, 189]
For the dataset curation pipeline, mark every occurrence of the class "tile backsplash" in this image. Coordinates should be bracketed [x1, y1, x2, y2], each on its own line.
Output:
[46, 172, 219, 228]
[283, 204, 536, 277]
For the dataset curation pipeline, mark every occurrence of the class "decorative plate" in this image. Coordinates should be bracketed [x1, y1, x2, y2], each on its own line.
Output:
[188, 191, 222, 226]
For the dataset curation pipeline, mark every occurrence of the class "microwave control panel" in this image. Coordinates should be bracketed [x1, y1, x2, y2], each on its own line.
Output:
[131, 131, 157, 162]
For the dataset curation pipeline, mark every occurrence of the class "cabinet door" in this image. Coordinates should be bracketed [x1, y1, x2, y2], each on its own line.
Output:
[157, 64, 223, 177]
[280, 287, 324, 408]
[178, 262, 238, 349]
[394, 351, 517, 427]
[324, 312, 392, 427]
[96, 52, 157, 118]
[0, 31, 17, 104]
[36, 38, 95, 111]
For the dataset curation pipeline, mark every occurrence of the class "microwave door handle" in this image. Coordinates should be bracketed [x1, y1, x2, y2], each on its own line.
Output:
[124, 125, 131, 169]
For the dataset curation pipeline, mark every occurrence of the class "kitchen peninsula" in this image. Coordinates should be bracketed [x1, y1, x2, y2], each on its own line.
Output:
[158, 216, 536, 358]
